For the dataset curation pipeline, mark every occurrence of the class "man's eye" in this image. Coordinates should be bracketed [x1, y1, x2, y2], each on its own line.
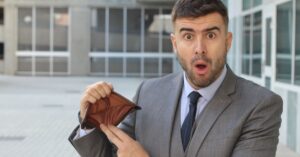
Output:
[207, 33, 216, 39]
[184, 34, 193, 40]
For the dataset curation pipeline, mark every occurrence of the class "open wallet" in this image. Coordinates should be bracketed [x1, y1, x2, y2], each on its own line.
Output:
[81, 91, 141, 130]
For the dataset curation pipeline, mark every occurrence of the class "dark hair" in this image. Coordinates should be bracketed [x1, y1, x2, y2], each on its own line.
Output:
[171, 0, 228, 27]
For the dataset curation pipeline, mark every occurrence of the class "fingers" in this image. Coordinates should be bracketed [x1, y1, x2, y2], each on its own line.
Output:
[87, 88, 101, 100]
[101, 124, 150, 157]
[87, 82, 113, 98]
[100, 124, 132, 147]
[107, 125, 131, 141]
[79, 81, 113, 119]
[96, 82, 113, 97]
[100, 124, 123, 147]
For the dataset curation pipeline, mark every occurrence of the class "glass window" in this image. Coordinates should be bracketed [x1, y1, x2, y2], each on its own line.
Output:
[18, 8, 32, 51]
[144, 58, 158, 77]
[109, 8, 123, 52]
[109, 58, 123, 74]
[17, 7, 70, 76]
[162, 58, 173, 74]
[243, 0, 262, 10]
[36, 8, 50, 51]
[242, 15, 251, 75]
[17, 57, 32, 72]
[242, 12, 262, 77]
[162, 9, 173, 53]
[36, 57, 50, 72]
[127, 9, 141, 52]
[243, 0, 251, 10]
[295, 1, 300, 85]
[242, 58, 250, 75]
[253, 0, 262, 7]
[276, 1, 293, 83]
[91, 8, 106, 52]
[53, 8, 69, 51]
[252, 12, 262, 77]
[266, 18, 272, 66]
[144, 9, 159, 53]
[53, 57, 68, 73]
[252, 59, 261, 77]
[91, 58, 106, 73]
[126, 58, 141, 75]
[253, 12, 262, 55]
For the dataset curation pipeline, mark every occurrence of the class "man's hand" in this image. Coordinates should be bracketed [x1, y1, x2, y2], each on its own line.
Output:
[80, 82, 113, 119]
[100, 124, 150, 157]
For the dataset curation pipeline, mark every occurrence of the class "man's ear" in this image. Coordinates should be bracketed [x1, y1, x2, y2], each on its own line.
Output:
[170, 33, 177, 54]
[226, 32, 233, 53]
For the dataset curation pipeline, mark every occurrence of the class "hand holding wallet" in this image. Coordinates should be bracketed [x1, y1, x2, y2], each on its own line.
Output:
[81, 91, 141, 130]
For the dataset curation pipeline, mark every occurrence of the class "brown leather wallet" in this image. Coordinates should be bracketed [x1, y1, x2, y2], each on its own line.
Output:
[81, 91, 141, 130]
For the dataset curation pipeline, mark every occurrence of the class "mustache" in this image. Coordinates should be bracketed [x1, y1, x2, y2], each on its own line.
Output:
[191, 54, 211, 64]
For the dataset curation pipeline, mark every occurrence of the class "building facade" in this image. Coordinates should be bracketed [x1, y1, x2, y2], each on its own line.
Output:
[2, 0, 178, 77]
[0, 0, 299, 155]
[226, 0, 300, 154]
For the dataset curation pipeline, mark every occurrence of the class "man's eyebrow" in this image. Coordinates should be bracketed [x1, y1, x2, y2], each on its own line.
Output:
[203, 26, 221, 32]
[179, 26, 221, 33]
[179, 28, 195, 33]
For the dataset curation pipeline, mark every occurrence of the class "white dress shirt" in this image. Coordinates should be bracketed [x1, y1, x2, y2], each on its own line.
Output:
[180, 66, 227, 125]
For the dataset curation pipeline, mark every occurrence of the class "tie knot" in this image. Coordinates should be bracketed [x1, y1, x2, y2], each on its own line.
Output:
[189, 91, 201, 105]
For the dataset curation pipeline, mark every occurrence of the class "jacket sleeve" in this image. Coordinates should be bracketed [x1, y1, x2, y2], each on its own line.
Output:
[68, 125, 114, 157]
[231, 94, 283, 157]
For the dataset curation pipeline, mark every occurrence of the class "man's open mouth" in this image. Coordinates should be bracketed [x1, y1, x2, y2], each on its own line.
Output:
[196, 64, 207, 70]
[193, 61, 208, 75]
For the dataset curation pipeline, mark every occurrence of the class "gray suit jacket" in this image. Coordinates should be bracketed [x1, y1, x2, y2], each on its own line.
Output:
[69, 67, 283, 157]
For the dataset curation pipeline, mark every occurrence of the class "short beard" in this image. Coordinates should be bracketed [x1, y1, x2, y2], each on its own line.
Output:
[176, 53, 226, 88]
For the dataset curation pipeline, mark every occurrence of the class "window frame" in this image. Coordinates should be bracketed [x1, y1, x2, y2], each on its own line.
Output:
[241, 10, 263, 78]
[89, 7, 175, 77]
[16, 6, 70, 76]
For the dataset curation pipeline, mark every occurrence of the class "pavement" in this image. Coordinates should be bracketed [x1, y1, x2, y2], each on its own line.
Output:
[0, 75, 298, 157]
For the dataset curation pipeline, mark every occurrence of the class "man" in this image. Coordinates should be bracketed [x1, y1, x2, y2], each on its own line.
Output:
[69, 0, 283, 156]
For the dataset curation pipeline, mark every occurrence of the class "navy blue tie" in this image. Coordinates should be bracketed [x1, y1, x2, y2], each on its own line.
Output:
[181, 91, 201, 151]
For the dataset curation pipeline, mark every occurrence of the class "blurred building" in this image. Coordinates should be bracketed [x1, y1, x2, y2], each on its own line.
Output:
[226, 0, 300, 154]
[1, 0, 178, 77]
[0, 0, 299, 155]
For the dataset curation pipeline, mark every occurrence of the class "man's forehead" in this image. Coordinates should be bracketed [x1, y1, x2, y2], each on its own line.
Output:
[173, 13, 225, 30]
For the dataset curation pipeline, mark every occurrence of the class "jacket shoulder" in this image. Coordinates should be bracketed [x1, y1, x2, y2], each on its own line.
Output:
[235, 76, 282, 104]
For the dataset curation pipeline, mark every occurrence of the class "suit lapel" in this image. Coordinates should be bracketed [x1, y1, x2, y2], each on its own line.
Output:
[159, 73, 184, 157]
[186, 67, 237, 156]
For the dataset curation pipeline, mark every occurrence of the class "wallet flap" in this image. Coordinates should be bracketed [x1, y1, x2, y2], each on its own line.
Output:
[81, 91, 141, 130]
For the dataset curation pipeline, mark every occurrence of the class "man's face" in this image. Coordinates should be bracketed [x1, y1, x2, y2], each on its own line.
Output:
[171, 12, 232, 89]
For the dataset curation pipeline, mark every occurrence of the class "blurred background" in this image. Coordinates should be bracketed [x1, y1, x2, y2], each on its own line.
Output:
[0, 0, 299, 156]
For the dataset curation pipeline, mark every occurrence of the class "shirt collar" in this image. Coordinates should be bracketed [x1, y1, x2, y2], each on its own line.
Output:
[183, 66, 227, 101]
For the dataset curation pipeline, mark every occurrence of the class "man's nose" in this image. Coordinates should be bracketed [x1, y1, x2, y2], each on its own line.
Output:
[193, 38, 207, 55]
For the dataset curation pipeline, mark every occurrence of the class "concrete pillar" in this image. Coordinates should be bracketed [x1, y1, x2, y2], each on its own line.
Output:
[4, 5, 17, 75]
[70, 6, 90, 75]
